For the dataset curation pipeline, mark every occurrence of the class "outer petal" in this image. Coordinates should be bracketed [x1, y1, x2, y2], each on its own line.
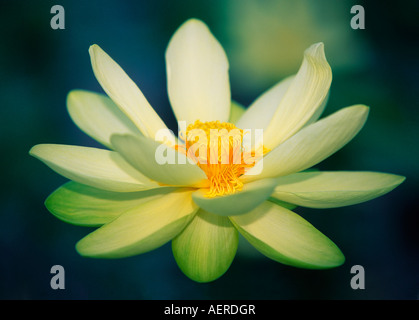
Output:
[192, 178, 279, 216]
[76, 190, 198, 258]
[243, 105, 369, 182]
[165, 19, 230, 124]
[89, 44, 170, 139]
[67, 90, 142, 148]
[45, 181, 176, 226]
[29, 144, 158, 192]
[271, 171, 405, 208]
[111, 134, 207, 187]
[172, 209, 238, 283]
[262, 43, 332, 149]
[230, 202, 345, 269]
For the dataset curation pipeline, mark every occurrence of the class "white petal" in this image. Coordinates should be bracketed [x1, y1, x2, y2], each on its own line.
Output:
[271, 171, 405, 208]
[111, 134, 208, 187]
[263, 43, 332, 149]
[243, 105, 369, 182]
[89, 44, 170, 139]
[67, 90, 142, 148]
[166, 19, 230, 124]
[29, 144, 158, 192]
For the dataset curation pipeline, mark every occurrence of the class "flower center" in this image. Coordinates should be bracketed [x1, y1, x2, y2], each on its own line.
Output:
[176, 120, 268, 198]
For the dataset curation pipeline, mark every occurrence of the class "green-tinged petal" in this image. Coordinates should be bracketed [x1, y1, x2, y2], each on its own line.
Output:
[166, 19, 230, 124]
[243, 105, 369, 182]
[45, 181, 176, 226]
[192, 178, 279, 216]
[230, 202, 345, 269]
[228, 100, 246, 125]
[89, 44, 170, 139]
[271, 171, 405, 208]
[76, 189, 198, 258]
[172, 209, 238, 283]
[111, 134, 207, 187]
[263, 43, 332, 149]
[29, 144, 159, 192]
[236, 75, 294, 131]
[67, 90, 142, 148]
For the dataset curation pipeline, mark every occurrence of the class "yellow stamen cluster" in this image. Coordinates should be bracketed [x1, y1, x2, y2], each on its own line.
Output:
[176, 120, 267, 198]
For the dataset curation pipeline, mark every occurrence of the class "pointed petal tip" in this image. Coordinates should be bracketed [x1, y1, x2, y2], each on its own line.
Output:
[387, 173, 406, 187]
[67, 88, 88, 98]
[343, 104, 370, 117]
[88, 44, 99, 53]
[28, 145, 37, 156]
[180, 18, 207, 29]
[352, 104, 370, 120]
[29, 144, 45, 158]
[88, 44, 106, 64]
[75, 240, 92, 258]
[357, 104, 370, 111]
[75, 237, 105, 258]
[305, 42, 326, 59]
[302, 246, 345, 269]
[397, 175, 407, 184]
[319, 249, 345, 270]
[168, 19, 210, 45]
[66, 89, 85, 107]
[308, 42, 324, 51]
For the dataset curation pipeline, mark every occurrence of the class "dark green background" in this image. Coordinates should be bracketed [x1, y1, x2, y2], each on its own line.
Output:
[1, 0, 417, 299]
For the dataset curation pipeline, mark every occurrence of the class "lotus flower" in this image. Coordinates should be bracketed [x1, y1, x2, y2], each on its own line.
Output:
[29, 19, 404, 282]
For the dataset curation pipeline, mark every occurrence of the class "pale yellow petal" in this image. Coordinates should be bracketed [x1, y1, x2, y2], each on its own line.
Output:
[271, 171, 405, 208]
[172, 209, 238, 282]
[67, 90, 142, 148]
[46, 181, 176, 226]
[29, 144, 158, 192]
[263, 43, 332, 149]
[236, 75, 294, 131]
[111, 134, 207, 187]
[243, 105, 369, 182]
[89, 44, 170, 139]
[166, 19, 230, 124]
[230, 201, 345, 269]
[192, 178, 279, 216]
[76, 190, 198, 258]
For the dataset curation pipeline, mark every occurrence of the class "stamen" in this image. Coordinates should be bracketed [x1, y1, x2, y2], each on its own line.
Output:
[176, 120, 268, 197]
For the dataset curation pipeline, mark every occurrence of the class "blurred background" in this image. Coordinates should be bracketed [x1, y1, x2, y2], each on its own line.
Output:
[0, 0, 418, 299]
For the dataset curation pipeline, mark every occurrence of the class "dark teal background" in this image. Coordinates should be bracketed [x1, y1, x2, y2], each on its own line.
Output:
[0, 0, 417, 299]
